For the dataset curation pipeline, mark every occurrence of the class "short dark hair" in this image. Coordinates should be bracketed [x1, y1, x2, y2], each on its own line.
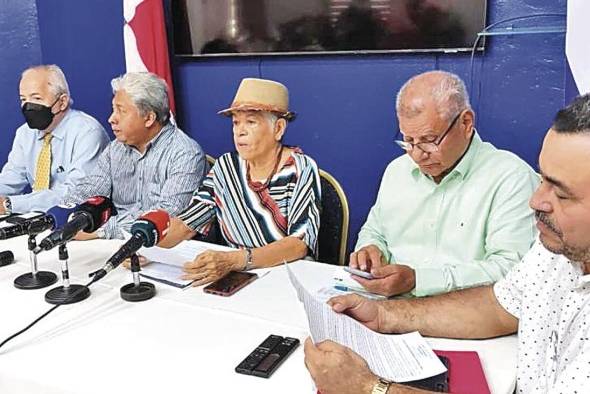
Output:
[552, 94, 590, 133]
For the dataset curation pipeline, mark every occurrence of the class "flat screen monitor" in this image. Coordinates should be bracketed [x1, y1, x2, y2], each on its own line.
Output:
[172, 0, 487, 56]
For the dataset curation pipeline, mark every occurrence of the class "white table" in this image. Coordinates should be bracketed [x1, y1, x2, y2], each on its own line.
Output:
[0, 236, 517, 393]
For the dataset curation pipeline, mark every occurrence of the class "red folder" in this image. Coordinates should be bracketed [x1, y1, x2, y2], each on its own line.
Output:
[434, 350, 491, 394]
[316, 350, 490, 394]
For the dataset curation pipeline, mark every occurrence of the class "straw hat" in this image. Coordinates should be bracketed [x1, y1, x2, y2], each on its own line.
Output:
[218, 78, 296, 121]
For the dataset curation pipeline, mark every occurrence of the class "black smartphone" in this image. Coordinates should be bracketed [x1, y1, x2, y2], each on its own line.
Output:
[203, 271, 258, 296]
[404, 355, 450, 392]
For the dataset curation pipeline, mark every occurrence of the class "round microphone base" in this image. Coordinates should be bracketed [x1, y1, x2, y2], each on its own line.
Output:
[120, 282, 155, 302]
[45, 284, 90, 305]
[14, 271, 58, 290]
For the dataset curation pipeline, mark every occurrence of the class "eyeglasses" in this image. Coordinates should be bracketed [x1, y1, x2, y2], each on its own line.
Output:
[395, 111, 462, 153]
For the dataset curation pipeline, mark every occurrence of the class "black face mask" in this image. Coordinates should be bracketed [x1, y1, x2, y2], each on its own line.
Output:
[21, 97, 61, 130]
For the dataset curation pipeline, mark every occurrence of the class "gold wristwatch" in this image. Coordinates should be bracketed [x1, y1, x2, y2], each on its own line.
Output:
[371, 377, 392, 394]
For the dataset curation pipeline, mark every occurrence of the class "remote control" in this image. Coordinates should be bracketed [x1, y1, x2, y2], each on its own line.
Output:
[235, 334, 300, 378]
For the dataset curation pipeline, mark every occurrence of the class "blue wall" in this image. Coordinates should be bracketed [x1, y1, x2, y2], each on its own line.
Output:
[0, 0, 42, 164]
[1, 0, 567, 256]
[173, 1, 567, 253]
[35, 0, 126, 135]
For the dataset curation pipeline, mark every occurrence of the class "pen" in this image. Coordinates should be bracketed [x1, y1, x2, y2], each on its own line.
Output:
[333, 285, 386, 299]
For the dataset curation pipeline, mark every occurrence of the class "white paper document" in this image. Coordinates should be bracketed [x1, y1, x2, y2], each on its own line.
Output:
[331, 267, 387, 300]
[139, 262, 193, 288]
[287, 265, 446, 383]
[137, 241, 232, 288]
[138, 241, 271, 288]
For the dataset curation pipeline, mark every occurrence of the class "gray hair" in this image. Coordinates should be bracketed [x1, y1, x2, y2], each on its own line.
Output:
[263, 112, 279, 128]
[552, 94, 590, 134]
[22, 64, 73, 105]
[111, 72, 170, 124]
[396, 71, 471, 121]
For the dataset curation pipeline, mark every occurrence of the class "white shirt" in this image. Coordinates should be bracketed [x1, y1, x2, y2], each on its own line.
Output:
[494, 239, 590, 393]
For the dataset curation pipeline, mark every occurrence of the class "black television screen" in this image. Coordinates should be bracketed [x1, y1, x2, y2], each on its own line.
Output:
[172, 0, 487, 56]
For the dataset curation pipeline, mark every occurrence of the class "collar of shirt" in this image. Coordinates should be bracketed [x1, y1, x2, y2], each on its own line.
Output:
[124, 122, 174, 157]
[570, 260, 590, 289]
[35, 108, 73, 141]
[411, 130, 482, 184]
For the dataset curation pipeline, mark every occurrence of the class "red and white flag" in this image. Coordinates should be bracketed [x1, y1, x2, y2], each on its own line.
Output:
[123, 0, 176, 114]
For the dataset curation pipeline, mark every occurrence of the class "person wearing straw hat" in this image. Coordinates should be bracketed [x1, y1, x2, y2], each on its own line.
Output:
[158, 78, 321, 286]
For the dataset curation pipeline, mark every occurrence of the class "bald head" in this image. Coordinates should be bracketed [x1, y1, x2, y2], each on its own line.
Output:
[396, 71, 471, 122]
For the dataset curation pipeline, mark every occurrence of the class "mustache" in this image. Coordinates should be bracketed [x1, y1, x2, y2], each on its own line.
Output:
[535, 211, 562, 235]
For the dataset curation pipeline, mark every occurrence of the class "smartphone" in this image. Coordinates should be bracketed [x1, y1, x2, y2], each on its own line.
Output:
[203, 271, 258, 296]
[343, 266, 374, 280]
[405, 355, 449, 392]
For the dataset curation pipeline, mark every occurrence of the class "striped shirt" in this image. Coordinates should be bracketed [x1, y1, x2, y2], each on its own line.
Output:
[63, 122, 207, 239]
[177, 148, 321, 257]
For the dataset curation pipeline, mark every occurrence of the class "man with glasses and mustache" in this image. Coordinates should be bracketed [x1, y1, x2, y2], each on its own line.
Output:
[349, 71, 538, 297]
[305, 94, 590, 394]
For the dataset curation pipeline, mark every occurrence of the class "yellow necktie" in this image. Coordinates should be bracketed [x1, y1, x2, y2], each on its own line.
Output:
[33, 133, 53, 191]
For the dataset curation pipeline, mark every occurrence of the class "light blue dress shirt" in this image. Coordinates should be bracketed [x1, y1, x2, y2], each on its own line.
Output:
[0, 109, 110, 213]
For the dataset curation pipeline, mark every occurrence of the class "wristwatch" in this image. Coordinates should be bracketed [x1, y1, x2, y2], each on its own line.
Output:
[2, 197, 12, 215]
[371, 377, 392, 394]
[243, 248, 254, 271]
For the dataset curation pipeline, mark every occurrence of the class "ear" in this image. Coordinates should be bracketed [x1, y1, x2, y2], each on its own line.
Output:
[273, 118, 287, 142]
[56, 94, 69, 112]
[144, 111, 157, 128]
[460, 109, 475, 138]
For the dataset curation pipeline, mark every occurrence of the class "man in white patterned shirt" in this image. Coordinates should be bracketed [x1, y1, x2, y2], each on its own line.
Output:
[304, 95, 590, 394]
[63, 72, 207, 239]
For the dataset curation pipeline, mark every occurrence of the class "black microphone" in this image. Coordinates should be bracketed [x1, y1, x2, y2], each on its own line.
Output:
[0, 251, 14, 267]
[91, 210, 169, 282]
[0, 212, 56, 240]
[34, 196, 116, 254]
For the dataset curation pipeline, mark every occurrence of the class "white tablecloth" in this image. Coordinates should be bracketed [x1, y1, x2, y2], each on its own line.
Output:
[0, 236, 517, 393]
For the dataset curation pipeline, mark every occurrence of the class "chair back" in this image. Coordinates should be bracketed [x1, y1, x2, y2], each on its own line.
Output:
[317, 169, 349, 265]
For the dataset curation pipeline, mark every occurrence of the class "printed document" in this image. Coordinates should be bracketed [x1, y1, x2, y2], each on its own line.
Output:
[138, 241, 271, 288]
[137, 241, 232, 288]
[286, 265, 446, 382]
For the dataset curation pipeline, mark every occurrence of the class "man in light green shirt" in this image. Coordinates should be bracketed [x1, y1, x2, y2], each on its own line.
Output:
[350, 71, 538, 297]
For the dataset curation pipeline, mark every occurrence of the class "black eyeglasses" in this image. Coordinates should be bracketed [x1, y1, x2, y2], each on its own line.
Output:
[395, 111, 463, 153]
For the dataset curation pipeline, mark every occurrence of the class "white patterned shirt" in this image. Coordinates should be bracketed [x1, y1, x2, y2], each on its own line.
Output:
[494, 239, 590, 393]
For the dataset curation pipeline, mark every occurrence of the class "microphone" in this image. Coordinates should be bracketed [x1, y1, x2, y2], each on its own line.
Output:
[0, 212, 56, 240]
[47, 204, 77, 227]
[0, 251, 14, 267]
[91, 210, 169, 282]
[34, 196, 116, 254]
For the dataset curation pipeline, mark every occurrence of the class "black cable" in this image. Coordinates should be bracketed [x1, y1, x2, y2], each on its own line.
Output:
[0, 276, 99, 351]
[468, 13, 566, 115]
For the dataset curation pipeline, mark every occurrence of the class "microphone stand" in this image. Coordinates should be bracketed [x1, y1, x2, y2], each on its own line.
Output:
[45, 243, 90, 305]
[120, 253, 155, 302]
[14, 233, 58, 289]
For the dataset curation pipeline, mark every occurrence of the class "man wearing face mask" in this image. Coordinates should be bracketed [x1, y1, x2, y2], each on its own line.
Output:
[349, 71, 539, 297]
[0, 65, 109, 215]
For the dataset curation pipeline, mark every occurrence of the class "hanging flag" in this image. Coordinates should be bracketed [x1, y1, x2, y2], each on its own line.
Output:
[566, 0, 590, 98]
[123, 0, 176, 114]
